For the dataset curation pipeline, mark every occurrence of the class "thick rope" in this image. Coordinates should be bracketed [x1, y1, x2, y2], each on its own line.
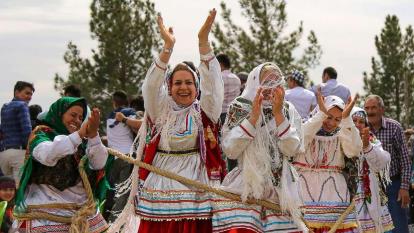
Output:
[108, 148, 368, 233]
[107, 148, 282, 211]
[14, 158, 97, 233]
[108, 148, 321, 230]
[327, 198, 356, 233]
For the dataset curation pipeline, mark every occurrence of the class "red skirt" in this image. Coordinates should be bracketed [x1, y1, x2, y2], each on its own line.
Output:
[138, 219, 212, 233]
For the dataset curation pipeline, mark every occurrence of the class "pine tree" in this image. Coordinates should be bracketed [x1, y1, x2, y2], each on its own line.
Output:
[363, 15, 414, 126]
[212, 0, 322, 85]
[54, 0, 160, 122]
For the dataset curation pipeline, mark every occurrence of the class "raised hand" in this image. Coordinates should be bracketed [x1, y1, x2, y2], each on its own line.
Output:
[316, 87, 328, 115]
[86, 108, 101, 138]
[342, 94, 359, 119]
[198, 9, 217, 47]
[248, 87, 264, 126]
[157, 13, 175, 48]
[360, 127, 370, 149]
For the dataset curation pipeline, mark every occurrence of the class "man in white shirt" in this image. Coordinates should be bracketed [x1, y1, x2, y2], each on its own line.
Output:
[217, 54, 241, 122]
[217, 54, 240, 172]
[310, 66, 351, 103]
[105, 91, 136, 222]
[285, 70, 316, 120]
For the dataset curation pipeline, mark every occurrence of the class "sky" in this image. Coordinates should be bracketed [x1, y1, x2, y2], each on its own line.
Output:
[0, 0, 413, 111]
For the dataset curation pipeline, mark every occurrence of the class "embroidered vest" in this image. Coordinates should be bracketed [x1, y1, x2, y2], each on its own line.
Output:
[139, 109, 227, 182]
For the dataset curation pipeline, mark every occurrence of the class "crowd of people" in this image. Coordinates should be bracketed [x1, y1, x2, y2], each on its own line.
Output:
[0, 8, 413, 233]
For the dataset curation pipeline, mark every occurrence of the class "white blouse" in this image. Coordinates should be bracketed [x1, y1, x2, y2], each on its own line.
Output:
[23, 132, 108, 228]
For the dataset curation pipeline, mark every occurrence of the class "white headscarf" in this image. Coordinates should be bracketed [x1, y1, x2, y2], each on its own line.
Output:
[309, 95, 345, 118]
[240, 62, 285, 101]
[324, 95, 345, 111]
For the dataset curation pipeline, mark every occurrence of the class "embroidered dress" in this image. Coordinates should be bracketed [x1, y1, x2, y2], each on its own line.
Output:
[212, 63, 306, 233]
[14, 97, 109, 233]
[134, 51, 225, 232]
[293, 109, 362, 233]
[351, 107, 394, 233]
[354, 135, 394, 233]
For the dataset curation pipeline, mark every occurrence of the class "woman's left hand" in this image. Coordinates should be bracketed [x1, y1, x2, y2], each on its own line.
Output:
[342, 94, 359, 119]
[361, 127, 370, 149]
[87, 108, 100, 138]
[198, 9, 216, 45]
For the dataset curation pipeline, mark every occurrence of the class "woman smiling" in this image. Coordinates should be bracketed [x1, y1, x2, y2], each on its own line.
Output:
[14, 97, 109, 233]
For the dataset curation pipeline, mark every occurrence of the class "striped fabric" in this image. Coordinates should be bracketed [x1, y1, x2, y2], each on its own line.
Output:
[135, 189, 212, 221]
[24, 213, 108, 233]
[212, 198, 301, 233]
[302, 201, 358, 231]
[354, 193, 394, 233]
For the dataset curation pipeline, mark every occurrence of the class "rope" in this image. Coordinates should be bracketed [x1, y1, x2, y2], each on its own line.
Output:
[107, 148, 282, 211]
[108, 148, 367, 233]
[14, 158, 97, 233]
[327, 198, 356, 233]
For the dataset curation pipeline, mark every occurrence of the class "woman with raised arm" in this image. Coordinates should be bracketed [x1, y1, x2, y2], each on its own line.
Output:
[117, 9, 226, 233]
[212, 63, 307, 233]
[13, 97, 109, 233]
[351, 107, 394, 233]
[293, 93, 362, 233]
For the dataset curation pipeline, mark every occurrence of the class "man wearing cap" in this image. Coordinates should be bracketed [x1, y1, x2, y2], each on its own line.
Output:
[285, 70, 316, 120]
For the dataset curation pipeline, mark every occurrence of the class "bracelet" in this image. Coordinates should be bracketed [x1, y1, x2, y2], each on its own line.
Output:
[199, 41, 210, 47]
[122, 118, 128, 124]
[162, 47, 173, 54]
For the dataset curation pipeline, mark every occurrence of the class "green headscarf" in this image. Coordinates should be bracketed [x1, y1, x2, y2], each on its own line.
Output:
[44, 97, 87, 135]
[15, 97, 87, 209]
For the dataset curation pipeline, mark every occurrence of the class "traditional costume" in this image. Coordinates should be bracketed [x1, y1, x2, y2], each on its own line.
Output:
[212, 63, 307, 233]
[110, 50, 226, 233]
[293, 96, 362, 233]
[14, 97, 109, 233]
[351, 107, 394, 233]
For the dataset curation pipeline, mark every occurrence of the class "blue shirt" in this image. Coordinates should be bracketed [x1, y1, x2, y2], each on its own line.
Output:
[107, 107, 136, 128]
[0, 98, 32, 149]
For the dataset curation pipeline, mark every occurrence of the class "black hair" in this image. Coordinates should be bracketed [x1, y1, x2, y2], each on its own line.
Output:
[63, 84, 81, 97]
[323, 67, 337, 79]
[112, 91, 128, 107]
[29, 104, 43, 120]
[216, 54, 231, 69]
[14, 81, 35, 94]
[130, 95, 145, 112]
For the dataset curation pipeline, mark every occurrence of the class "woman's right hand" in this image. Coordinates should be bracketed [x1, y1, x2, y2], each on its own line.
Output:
[157, 13, 175, 48]
[87, 108, 100, 138]
[248, 87, 263, 126]
[316, 87, 328, 115]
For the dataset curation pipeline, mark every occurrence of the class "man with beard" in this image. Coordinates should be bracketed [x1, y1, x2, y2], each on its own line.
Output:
[364, 94, 411, 233]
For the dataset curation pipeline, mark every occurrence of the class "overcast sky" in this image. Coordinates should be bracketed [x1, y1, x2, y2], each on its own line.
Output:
[1, 0, 413, 110]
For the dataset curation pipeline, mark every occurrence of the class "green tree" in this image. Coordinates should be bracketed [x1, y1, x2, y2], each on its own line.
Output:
[212, 0, 322, 85]
[54, 0, 160, 126]
[363, 15, 414, 126]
